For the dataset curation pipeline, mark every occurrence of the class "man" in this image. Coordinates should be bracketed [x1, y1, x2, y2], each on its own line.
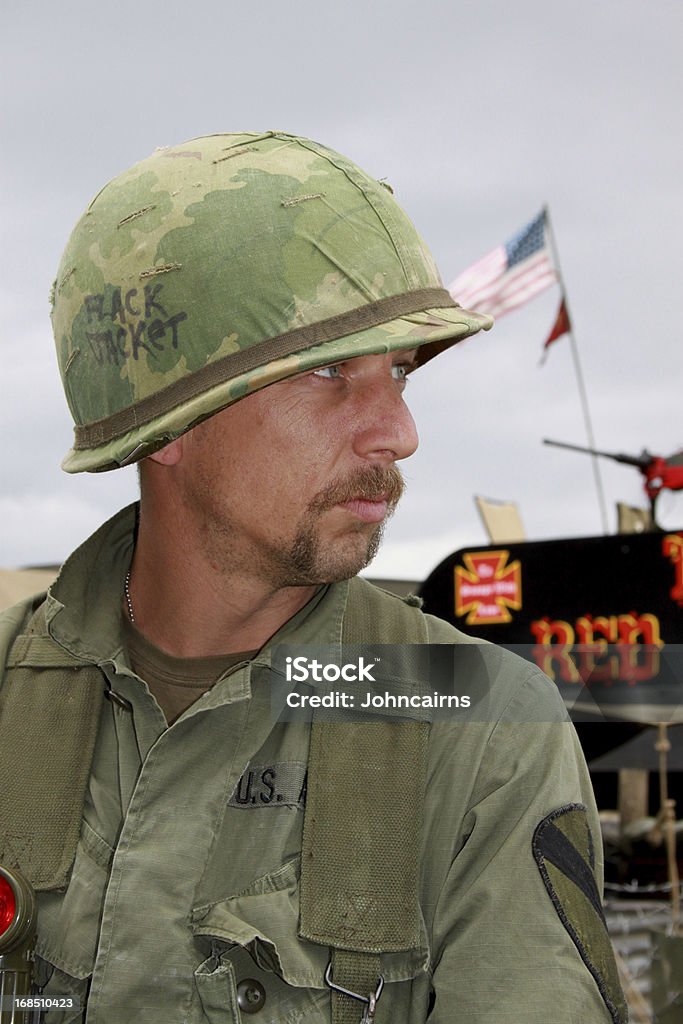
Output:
[0, 132, 626, 1023]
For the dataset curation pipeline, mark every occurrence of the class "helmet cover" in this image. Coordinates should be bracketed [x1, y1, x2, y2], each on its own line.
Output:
[50, 131, 492, 472]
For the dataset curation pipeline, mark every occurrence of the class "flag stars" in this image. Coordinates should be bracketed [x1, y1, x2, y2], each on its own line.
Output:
[505, 212, 547, 268]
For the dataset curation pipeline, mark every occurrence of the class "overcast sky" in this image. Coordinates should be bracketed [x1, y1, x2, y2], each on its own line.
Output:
[2, 0, 681, 578]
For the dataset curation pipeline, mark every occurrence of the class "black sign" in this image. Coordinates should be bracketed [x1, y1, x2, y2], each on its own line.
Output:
[419, 530, 683, 727]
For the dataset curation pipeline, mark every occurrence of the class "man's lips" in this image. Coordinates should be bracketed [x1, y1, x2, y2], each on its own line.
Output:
[336, 497, 389, 523]
[309, 466, 404, 519]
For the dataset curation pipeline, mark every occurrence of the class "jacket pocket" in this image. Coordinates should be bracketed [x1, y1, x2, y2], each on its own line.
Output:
[33, 819, 114, 1023]
[191, 856, 430, 1024]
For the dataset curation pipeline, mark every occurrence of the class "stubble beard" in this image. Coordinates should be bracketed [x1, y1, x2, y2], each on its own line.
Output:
[271, 465, 405, 586]
[283, 515, 386, 585]
[193, 465, 405, 588]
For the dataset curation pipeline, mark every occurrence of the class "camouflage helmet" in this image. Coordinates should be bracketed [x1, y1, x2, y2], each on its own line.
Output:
[51, 131, 493, 473]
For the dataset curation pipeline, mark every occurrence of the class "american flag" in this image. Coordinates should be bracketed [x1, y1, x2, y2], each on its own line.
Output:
[449, 210, 557, 319]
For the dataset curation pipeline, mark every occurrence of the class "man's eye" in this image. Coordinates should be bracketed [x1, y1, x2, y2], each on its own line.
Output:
[313, 365, 343, 379]
[392, 364, 409, 382]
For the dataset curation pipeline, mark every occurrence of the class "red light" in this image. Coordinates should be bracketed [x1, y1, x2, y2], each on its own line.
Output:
[0, 876, 16, 935]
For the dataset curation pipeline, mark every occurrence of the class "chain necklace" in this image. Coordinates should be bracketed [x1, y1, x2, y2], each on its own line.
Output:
[124, 570, 135, 624]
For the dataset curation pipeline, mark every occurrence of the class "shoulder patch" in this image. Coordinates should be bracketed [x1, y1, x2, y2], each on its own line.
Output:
[533, 804, 628, 1024]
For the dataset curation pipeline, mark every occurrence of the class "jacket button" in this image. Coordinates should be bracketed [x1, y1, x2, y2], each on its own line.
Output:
[236, 978, 266, 1013]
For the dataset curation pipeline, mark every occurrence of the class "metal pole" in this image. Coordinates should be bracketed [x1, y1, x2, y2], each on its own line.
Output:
[543, 206, 609, 534]
[657, 723, 681, 934]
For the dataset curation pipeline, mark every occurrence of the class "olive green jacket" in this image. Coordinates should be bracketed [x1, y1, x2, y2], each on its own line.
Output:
[0, 506, 620, 1023]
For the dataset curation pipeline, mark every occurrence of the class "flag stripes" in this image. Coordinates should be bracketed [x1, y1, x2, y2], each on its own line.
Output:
[449, 210, 557, 320]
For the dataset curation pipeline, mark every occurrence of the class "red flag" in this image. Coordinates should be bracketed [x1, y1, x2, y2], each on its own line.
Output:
[544, 297, 571, 350]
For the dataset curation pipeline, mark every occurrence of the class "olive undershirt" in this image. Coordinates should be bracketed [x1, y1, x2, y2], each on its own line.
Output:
[122, 615, 257, 724]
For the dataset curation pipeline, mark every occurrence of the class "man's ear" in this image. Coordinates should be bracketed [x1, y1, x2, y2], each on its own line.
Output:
[146, 437, 184, 466]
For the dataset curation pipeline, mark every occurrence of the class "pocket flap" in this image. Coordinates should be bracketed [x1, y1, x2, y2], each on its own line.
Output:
[191, 857, 430, 989]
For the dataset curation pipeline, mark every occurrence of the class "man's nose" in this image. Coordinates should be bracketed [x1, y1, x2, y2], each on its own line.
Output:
[351, 378, 419, 464]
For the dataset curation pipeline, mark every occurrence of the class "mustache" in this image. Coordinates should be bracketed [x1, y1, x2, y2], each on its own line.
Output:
[308, 465, 405, 513]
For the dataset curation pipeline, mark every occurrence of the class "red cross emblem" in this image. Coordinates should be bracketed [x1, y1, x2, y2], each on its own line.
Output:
[454, 550, 522, 625]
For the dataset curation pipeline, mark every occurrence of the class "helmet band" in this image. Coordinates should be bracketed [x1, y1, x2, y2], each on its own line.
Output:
[73, 286, 456, 449]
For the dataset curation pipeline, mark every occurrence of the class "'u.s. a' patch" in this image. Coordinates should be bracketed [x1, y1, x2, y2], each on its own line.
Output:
[533, 804, 628, 1024]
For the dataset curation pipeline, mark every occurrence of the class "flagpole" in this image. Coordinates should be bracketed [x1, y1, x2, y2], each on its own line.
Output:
[543, 205, 609, 534]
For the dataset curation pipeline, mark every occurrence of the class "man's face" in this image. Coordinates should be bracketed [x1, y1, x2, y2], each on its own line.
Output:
[172, 350, 419, 587]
